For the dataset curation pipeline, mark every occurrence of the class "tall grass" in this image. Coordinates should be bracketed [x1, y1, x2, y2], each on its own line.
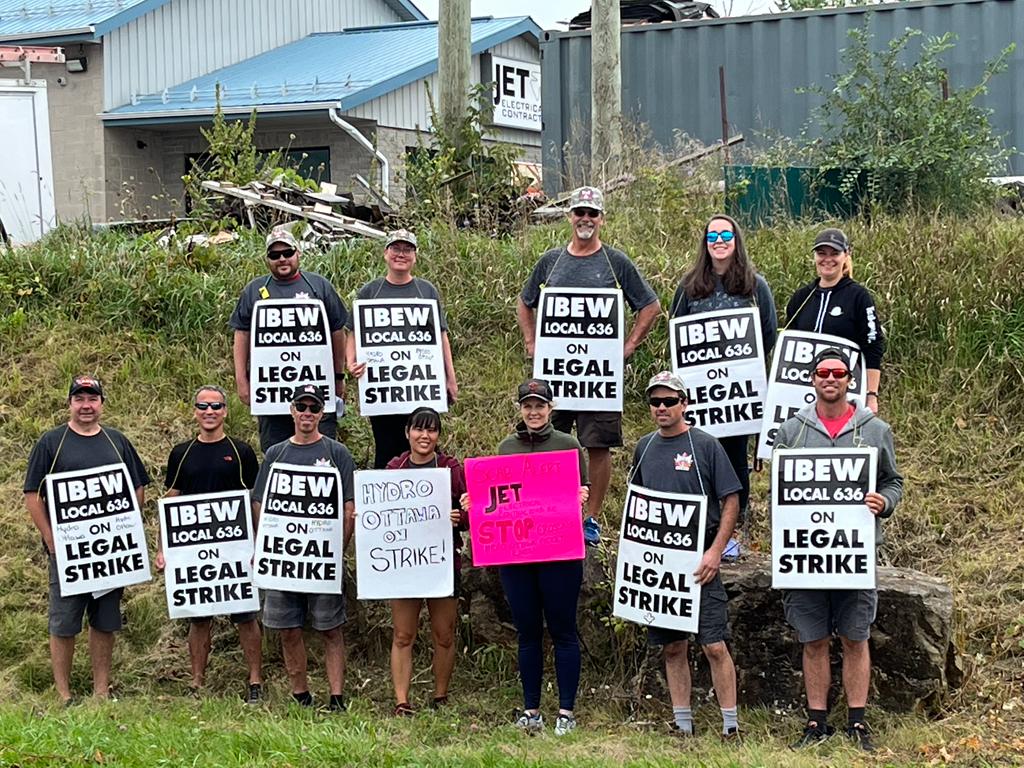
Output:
[1, 171, 1022, 725]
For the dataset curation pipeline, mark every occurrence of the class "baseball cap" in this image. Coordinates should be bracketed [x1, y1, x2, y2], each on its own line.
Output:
[266, 227, 299, 251]
[569, 186, 604, 212]
[517, 378, 554, 403]
[812, 228, 850, 252]
[291, 384, 325, 405]
[810, 347, 848, 369]
[645, 371, 686, 395]
[69, 375, 104, 400]
[385, 229, 417, 248]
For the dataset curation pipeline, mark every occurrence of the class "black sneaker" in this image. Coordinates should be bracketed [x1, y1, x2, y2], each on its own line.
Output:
[791, 721, 835, 749]
[244, 683, 263, 706]
[327, 695, 346, 713]
[845, 722, 875, 752]
[721, 726, 742, 744]
[292, 691, 314, 708]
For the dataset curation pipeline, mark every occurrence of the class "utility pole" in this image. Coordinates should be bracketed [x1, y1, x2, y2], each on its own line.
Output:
[438, 0, 471, 148]
[591, 0, 622, 183]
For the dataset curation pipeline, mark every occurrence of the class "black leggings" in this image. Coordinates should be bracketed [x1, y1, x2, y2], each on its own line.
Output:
[499, 560, 583, 711]
[717, 433, 751, 525]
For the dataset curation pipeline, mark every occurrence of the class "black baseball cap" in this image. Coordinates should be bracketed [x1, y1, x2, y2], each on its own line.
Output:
[812, 228, 850, 252]
[69, 375, 104, 400]
[517, 378, 553, 403]
[811, 348, 848, 369]
[292, 384, 325, 405]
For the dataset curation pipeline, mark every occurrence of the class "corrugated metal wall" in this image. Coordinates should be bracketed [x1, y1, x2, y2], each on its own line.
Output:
[541, 0, 1023, 189]
[346, 34, 542, 147]
[103, 0, 403, 110]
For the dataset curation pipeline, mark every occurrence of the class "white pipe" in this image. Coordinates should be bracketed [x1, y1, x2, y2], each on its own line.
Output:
[328, 107, 391, 202]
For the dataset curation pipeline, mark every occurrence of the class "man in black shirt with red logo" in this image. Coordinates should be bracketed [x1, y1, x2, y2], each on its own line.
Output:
[157, 385, 262, 702]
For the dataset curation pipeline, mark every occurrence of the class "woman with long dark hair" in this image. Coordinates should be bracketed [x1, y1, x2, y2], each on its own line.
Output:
[669, 213, 777, 529]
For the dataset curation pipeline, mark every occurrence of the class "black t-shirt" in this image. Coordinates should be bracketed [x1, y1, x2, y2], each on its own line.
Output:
[24, 425, 151, 498]
[164, 436, 259, 495]
[228, 270, 349, 332]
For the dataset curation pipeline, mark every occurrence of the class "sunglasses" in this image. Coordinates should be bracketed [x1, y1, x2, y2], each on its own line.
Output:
[572, 207, 601, 219]
[706, 230, 735, 244]
[293, 401, 323, 413]
[814, 368, 851, 379]
[194, 402, 226, 411]
[649, 396, 683, 408]
[266, 247, 296, 260]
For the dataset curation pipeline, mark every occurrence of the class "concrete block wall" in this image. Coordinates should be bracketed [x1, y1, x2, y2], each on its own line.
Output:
[30, 44, 107, 223]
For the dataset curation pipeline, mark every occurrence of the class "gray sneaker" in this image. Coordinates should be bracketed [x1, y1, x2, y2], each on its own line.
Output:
[514, 711, 544, 734]
[554, 713, 577, 736]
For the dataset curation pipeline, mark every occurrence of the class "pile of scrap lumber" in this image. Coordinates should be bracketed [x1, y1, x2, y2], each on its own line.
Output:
[201, 179, 386, 240]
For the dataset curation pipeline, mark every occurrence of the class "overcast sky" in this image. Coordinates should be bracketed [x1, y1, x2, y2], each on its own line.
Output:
[413, 1, 779, 31]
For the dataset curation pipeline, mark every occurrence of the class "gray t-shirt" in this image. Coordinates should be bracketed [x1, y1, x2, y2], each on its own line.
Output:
[253, 436, 356, 505]
[229, 271, 348, 332]
[344, 277, 448, 332]
[520, 245, 659, 312]
[629, 427, 741, 546]
[24, 425, 151, 498]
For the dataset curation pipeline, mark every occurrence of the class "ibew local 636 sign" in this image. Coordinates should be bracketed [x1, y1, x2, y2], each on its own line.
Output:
[484, 54, 541, 132]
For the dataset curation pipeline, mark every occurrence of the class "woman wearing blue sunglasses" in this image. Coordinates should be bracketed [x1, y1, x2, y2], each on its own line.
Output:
[669, 213, 778, 531]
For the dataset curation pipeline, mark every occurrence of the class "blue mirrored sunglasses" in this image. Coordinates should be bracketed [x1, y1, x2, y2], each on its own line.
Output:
[706, 230, 735, 244]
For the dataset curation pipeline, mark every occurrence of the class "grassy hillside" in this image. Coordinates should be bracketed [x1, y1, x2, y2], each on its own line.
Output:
[1, 174, 1022, 763]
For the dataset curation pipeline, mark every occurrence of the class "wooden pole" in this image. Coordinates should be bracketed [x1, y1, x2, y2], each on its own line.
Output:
[438, 0, 471, 149]
[591, 0, 622, 183]
[719, 66, 731, 166]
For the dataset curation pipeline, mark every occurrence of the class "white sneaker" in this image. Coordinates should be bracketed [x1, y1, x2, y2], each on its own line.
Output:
[554, 713, 577, 736]
[514, 711, 544, 734]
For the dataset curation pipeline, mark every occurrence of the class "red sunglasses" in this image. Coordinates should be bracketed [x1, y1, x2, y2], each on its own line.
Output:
[814, 368, 851, 379]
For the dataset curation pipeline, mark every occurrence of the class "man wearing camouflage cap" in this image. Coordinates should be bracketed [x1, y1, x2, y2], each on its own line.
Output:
[230, 227, 349, 451]
[517, 186, 661, 520]
[628, 371, 742, 740]
[346, 229, 459, 468]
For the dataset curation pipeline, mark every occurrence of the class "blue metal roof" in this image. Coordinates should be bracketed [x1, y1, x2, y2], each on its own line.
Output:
[102, 16, 541, 123]
[0, 0, 168, 42]
[0, 0, 424, 42]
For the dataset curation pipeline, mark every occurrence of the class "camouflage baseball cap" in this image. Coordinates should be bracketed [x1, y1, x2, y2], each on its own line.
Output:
[646, 371, 686, 395]
[385, 229, 417, 248]
[265, 227, 299, 250]
[569, 186, 604, 212]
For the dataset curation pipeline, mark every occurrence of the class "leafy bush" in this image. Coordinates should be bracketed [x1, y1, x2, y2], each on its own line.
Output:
[764, 24, 1015, 213]
[402, 83, 522, 228]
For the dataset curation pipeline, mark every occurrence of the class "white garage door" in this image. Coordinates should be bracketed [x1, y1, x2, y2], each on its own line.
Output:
[0, 81, 56, 244]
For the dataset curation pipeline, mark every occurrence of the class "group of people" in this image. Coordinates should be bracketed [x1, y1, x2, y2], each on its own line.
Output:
[23, 184, 902, 751]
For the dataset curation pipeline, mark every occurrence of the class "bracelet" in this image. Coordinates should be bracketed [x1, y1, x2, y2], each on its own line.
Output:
[334, 373, 345, 380]
[866, 391, 878, 398]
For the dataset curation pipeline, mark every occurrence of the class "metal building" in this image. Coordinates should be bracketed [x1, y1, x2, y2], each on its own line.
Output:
[540, 0, 1023, 190]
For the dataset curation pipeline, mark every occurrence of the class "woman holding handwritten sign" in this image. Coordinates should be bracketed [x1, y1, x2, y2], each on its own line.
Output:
[384, 407, 467, 716]
[461, 379, 589, 736]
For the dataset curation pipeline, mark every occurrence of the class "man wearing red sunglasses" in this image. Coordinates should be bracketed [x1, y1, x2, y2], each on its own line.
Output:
[774, 348, 903, 752]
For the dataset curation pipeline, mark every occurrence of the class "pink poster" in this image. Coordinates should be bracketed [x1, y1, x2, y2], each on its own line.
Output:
[465, 449, 584, 566]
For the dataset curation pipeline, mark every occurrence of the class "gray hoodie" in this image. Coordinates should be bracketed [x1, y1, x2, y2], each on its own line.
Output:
[774, 402, 903, 541]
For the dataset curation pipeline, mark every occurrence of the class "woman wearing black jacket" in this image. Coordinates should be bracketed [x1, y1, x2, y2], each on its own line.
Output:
[785, 228, 885, 413]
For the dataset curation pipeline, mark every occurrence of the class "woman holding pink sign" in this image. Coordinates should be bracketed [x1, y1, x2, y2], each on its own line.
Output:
[461, 379, 589, 736]
[385, 407, 467, 717]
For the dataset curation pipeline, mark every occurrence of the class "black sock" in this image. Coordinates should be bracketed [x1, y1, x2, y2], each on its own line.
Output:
[847, 707, 865, 726]
[807, 709, 828, 729]
[292, 691, 313, 706]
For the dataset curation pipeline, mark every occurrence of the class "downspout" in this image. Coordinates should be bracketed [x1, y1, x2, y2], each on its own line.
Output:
[328, 107, 391, 204]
